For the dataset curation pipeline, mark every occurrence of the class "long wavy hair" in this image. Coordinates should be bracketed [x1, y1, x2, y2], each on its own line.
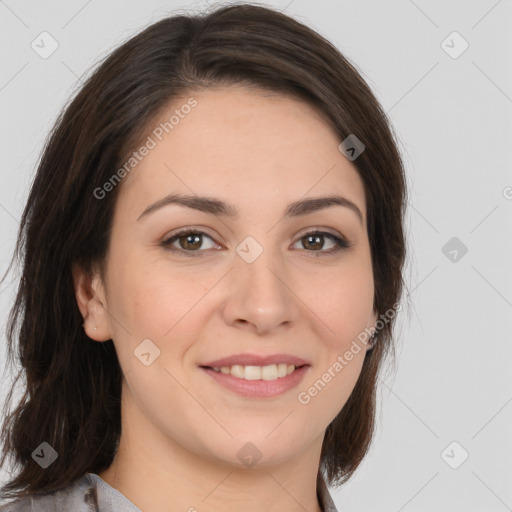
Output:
[0, 2, 407, 501]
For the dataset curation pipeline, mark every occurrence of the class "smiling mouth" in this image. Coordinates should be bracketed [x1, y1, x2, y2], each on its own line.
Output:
[201, 363, 308, 381]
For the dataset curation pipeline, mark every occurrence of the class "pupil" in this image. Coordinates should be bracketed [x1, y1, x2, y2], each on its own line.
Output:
[183, 234, 201, 250]
[305, 235, 322, 250]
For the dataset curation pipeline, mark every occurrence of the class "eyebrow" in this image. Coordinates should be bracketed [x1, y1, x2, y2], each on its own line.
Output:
[136, 193, 363, 224]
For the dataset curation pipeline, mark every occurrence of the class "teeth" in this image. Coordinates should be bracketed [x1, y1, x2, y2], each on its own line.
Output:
[210, 363, 298, 380]
[231, 365, 245, 379]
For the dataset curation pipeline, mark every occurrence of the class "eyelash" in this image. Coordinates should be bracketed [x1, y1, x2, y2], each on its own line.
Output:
[160, 228, 351, 258]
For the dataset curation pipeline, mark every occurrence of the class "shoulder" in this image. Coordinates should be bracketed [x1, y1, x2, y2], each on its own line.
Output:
[0, 473, 97, 512]
[0, 497, 32, 511]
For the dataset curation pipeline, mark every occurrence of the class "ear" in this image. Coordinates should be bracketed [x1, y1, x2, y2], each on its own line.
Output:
[72, 262, 112, 342]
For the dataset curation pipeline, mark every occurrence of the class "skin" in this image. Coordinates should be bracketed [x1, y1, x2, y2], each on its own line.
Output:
[73, 85, 377, 512]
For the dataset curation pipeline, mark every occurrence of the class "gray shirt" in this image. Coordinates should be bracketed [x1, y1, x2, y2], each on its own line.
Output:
[0, 472, 339, 511]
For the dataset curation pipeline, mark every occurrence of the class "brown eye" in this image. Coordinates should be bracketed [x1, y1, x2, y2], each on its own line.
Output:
[293, 230, 350, 255]
[301, 233, 325, 250]
[161, 230, 219, 256]
[177, 233, 203, 250]
[161, 228, 350, 258]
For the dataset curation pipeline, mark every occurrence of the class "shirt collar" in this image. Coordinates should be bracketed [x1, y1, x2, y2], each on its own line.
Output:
[87, 471, 339, 512]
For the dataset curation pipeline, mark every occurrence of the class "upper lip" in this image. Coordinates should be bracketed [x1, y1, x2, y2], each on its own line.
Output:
[200, 353, 310, 368]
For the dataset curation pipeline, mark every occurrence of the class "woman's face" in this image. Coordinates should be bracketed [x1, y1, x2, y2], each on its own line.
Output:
[81, 85, 376, 469]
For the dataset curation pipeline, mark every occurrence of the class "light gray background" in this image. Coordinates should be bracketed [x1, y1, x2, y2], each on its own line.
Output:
[1, 0, 511, 510]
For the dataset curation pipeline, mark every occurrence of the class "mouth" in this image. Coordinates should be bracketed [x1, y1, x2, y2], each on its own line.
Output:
[199, 363, 311, 398]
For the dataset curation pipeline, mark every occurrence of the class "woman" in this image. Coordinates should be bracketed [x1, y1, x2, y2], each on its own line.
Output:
[0, 3, 406, 511]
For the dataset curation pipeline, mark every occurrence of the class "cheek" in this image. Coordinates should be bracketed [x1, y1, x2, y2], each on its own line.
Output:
[301, 260, 374, 347]
[332, 276, 373, 338]
[108, 252, 211, 340]
[303, 259, 373, 419]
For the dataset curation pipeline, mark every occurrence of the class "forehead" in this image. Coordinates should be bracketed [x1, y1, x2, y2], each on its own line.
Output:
[117, 85, 366, 220]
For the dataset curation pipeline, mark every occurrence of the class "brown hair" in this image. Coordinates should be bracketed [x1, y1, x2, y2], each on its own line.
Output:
[0, 1, 407, 500]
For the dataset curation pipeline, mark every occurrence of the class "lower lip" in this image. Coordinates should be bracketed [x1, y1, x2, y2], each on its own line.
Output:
[200, 366, 310, 398]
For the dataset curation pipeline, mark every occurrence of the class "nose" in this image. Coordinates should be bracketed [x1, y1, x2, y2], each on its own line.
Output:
[221, 245, 300, 335]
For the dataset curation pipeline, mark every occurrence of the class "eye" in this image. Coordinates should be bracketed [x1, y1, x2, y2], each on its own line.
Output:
[160, 228, 351, 257]
[291, 230, 350, 256]
[161, 229, 220, 257]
